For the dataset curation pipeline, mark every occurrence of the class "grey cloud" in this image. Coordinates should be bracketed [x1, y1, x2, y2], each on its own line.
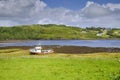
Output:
[81, 2, 111, 18]
[0, 0, 46, 20]
[106, 3, 120, 10]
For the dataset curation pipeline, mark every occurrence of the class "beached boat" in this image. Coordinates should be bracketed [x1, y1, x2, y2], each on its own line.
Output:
[30, 45, 54, 54]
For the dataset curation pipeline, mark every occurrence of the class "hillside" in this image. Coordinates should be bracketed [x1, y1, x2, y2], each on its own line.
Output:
[0, 24, 120, 40]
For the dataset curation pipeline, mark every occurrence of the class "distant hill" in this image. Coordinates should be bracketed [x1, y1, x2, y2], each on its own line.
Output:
[0, 24, 120, 40]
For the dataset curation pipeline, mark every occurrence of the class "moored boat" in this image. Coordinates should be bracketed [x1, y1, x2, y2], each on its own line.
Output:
[30, 45, 54, 54]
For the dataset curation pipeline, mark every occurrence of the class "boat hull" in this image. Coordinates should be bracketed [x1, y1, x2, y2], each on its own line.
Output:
[30, 50, 54, 55]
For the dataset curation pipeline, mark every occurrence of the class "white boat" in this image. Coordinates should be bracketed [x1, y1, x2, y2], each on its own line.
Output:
[30, 45, 54, 54]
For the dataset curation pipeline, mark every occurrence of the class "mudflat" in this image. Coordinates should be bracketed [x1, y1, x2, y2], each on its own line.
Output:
[0, 45, 119, 54]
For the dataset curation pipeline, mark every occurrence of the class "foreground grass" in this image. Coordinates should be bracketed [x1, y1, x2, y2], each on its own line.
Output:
[0, 49, 120, 80]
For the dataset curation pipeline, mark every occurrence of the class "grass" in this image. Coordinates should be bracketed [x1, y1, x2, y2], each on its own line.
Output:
[0, 48, 120, 80]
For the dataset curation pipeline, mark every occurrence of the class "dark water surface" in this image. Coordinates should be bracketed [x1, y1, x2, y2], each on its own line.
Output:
[0, 40, 120, 48]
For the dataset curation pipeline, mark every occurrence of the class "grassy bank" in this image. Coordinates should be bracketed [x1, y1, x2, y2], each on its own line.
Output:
[0, 24, 120, 40]
[0, 48, 120, 80]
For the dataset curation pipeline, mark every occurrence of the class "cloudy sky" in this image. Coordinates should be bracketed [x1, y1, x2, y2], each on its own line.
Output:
[0, 0, 120, 28]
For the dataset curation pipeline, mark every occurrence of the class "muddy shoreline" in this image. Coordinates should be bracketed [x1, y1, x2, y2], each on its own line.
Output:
[0, 46, 120, 54]
[0, 40, 32, 43]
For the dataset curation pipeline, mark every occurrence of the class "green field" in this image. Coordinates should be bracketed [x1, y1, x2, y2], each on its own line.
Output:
[0, 49, 120, 80]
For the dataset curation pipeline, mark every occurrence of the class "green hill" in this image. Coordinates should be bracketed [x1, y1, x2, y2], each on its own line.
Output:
[0, 24, 120, 40]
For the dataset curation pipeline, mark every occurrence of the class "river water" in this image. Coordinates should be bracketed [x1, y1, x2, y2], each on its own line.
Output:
[0, 40, 120, 48]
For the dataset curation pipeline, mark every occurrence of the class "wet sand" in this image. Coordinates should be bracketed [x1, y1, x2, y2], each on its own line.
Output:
[0, 46, 120, 54]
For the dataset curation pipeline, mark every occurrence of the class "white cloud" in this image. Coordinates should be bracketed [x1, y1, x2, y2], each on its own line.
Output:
[37, 8, 81, 26]
[86, 1, 94, 7]
[0, 0, 120, 28]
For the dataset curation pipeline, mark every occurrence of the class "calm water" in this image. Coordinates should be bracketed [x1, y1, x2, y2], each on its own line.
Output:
[0, 40, 120, 48]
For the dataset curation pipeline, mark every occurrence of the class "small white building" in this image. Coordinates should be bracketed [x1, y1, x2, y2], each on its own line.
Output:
[96, 33, 103, 36]
[81, 31, 87, 33]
